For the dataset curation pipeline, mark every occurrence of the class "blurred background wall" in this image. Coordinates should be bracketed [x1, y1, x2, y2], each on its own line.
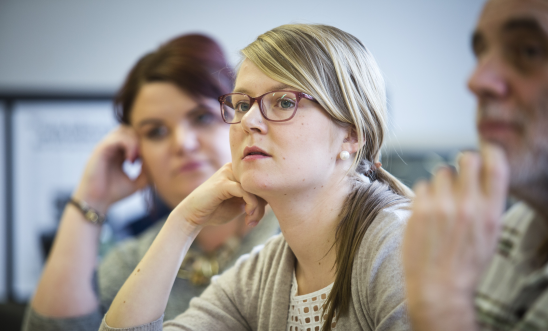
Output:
[1, 0, 485, 149]
[0, 0, 486, 328]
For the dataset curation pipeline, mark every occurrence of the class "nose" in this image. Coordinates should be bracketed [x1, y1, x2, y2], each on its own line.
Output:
[240, 101, 268, 134]
[467, 53, 510, 102]
[173, 124, 199, 154]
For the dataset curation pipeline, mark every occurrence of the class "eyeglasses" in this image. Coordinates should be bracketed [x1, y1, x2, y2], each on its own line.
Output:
[218, 90, 317, 124]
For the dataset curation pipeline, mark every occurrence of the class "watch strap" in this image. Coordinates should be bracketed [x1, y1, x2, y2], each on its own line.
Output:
[68, 198, 106, 225]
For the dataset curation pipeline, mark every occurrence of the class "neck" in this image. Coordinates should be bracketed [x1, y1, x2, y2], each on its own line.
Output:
[265, 175, 353, 295]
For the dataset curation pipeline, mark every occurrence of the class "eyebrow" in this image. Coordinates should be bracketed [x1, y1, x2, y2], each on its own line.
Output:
[233, 83, 294, 95]
[471, 30, 484, 54]
[136, 118, 163, 128]
[135, 104, 216, 128]
[471, 17, 547, 54]
[502, 17, 545, 34]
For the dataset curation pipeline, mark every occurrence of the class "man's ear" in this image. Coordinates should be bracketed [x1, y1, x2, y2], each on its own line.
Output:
[341, 126, 361, 154]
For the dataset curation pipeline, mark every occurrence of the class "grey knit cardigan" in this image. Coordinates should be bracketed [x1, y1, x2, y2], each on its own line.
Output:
[99, 205, 411, 331]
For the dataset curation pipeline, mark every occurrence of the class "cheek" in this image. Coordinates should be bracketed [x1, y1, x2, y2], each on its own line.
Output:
[229, 126, 244, 177]
[528, 106, 548, 155]
[520, 85, 548, 144]
[202, 126, 231, 168]
[140, 142, 169, 182]
[520, 84, 546, 115]
[276, 120, 337, 174]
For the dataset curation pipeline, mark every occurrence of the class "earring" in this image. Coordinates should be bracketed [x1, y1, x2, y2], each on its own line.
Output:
[339, 151, 350, 160]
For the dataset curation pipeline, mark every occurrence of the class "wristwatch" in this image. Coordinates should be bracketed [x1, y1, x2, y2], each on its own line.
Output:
[68, 198, 106, 225]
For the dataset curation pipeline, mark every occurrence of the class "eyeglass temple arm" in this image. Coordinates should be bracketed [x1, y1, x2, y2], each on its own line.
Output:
[302, 93, 319, 104]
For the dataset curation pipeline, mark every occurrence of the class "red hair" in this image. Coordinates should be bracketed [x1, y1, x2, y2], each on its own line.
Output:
[114, 34, 233, 124]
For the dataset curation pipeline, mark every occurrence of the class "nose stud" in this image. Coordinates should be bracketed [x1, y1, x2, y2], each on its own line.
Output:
[339, 151, 350, 160]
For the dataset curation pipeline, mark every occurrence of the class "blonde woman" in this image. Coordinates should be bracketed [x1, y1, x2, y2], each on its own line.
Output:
[100, 24, 413, 331]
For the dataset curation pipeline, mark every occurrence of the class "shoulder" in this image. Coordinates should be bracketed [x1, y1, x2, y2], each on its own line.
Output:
[351, 203, 411, 329]
[353, 203, 410, 287]
[359, 202, 410, 258]
[354, 202, 410, 277]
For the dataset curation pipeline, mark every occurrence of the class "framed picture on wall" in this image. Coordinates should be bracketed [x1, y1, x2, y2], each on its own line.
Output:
[11, 100, 147, 302]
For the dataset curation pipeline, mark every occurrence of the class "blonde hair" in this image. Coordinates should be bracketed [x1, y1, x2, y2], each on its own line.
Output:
[242, 24, 412, 330]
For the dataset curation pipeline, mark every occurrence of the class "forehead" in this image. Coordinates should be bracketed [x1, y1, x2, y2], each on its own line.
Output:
[130, 82, 215, 124]
[477, 0, 548, 33]
[234, 59, 289, 95]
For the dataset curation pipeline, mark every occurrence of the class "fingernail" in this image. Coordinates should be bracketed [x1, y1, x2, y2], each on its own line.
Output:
[249, 208, 255, 216]
[248, 221, 258, 227]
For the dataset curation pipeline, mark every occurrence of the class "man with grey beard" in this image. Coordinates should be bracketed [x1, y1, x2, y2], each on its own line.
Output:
[403, 0, 548, 330]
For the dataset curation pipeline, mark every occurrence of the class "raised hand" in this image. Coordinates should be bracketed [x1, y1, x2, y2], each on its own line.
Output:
[172, 162, 266, 228]
[73, 125, 149, 213]
[403, 143, 509, 330]
[105, 163, 266, 328]
[31, 125, 150, 318]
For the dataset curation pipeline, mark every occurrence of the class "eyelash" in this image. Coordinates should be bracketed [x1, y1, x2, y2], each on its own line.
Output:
[192, 111, 218, 125]
[145, 126, 169, 140]
[142, 111, 221, 140]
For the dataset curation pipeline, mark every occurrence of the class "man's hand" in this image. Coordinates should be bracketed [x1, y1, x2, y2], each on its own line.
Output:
[403, 143, 509, 330]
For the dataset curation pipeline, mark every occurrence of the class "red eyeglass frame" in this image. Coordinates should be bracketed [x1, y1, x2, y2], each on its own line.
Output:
[218, 90, 318, 124]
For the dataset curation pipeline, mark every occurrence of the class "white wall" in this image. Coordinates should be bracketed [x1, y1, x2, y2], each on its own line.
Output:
[0, 0, 486, 150]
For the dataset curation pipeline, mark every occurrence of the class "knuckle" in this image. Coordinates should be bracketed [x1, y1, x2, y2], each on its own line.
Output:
[412, 180, 428, 192]
[456, 200, 474, 223]
[485, 162, 506, 180]
[412, 201, 436, 221]
[432, 167, 446, 181]
[434, 203, 453, 220]
[459, 152, 479, 168]
[484, 211, 499, 228]
[411, 197, 429, 216]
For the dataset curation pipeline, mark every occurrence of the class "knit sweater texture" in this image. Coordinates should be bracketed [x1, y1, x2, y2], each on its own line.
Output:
[99, 205, 411, 331]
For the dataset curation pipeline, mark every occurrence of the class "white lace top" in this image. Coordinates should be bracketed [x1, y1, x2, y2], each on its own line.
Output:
[286, 271, 337, 331]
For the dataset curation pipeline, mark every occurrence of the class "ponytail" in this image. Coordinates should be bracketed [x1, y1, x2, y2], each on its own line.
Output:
[321, 160, 411, 331]
[376, 167, 414, 198]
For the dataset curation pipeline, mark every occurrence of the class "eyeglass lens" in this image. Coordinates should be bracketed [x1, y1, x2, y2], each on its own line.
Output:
[222, 91, 298, 123]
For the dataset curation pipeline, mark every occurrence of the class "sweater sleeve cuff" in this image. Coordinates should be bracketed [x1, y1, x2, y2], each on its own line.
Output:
[99, 314, 164, 331]
[22, 305, 103, 331]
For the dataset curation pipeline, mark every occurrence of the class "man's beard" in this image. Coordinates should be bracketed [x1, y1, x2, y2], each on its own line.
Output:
[477, 100, 548, 199]
[508, 141, 548, 195]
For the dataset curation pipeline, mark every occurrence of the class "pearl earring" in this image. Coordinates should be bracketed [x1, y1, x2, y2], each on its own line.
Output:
[339, 151, 350, 160]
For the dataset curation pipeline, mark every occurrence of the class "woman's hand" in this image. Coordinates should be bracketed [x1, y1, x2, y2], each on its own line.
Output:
[106, 163, 266, 328]
[73, 125, 149, 213]
[172, 163, 267, 228]
[31, 125, 150, 319]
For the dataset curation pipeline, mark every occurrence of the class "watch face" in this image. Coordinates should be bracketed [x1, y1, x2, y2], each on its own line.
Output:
[85, 210, 99, 223]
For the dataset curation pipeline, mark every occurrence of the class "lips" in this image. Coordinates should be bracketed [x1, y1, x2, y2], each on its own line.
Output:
[179, 161, 205, 172]
[242, 146, 272, 160]
[478, 120, 521, 138]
